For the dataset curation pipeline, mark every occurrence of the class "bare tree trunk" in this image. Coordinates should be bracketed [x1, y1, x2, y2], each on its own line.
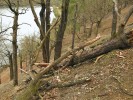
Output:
[39, 0, 50, 63]
[54, 0, 70, 60]
[0, 74, 1, 84]
[72, 4, 77, 49]
[8, 52, 13, 80]
[39, 0, 47, 62]
[112, 0, 133, 36]
[83, 15, 87, 36]
[5, 0, 19, 86]
[95, 19, 102, 37]
[71, 3, 78, 65]
[88, 22, 93, 38]
[45, 0, 50, 62]
[8, 0, 20, 86]
[12, 13, 19, 86]
[26, 55, 28, 71]
[111, 3, 117, 39]
[19, 52, 23, 73]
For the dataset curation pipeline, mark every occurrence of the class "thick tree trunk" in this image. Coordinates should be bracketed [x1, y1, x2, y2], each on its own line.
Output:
[54, 0, 70, 60]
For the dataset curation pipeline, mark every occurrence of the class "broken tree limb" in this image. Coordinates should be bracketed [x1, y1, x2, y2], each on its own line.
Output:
[34, 63, 49, 67]
[19, 68, 29, 75]
[41, 77, 91, 91]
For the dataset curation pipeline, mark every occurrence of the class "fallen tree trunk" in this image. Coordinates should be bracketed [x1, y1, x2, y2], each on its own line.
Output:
[59, 30, 133, 67]
[16, 30, 133, 100]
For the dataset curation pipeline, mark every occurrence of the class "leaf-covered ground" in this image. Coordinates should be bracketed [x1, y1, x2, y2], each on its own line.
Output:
[1, 5, 133, 100]
[39, 48, 133, 100]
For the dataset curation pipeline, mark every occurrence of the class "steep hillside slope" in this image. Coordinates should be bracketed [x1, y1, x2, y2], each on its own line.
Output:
[0, 5, 133, 100]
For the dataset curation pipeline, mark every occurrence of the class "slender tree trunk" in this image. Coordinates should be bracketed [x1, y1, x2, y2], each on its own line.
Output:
[111, 3, 117, 39]
[40, 0, 50, 63]
[0, 74, 1, 84]
[19, 53, 23, 73]
[40, 0, 47, 62]
[26, 55, 28, 71]
[5, 0, 20, 86]
[45, 0, 50, 62]
[117, 6, 133, 36]
[54, 0, 70, 60]
[12, 14, 18, 86]
[72, 3, 77, 49]
[9, 53, 13, 80]
[71, 3, 78, 65]
[83, 15, 86, 36]
[95, 20, 101, 37]
[88, 22, 93, 38]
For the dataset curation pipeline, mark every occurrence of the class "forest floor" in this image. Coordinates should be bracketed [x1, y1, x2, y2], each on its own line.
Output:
[0, 48, 133, 100]
[43, 48, 133, 100]
[0, 5, 133, 100]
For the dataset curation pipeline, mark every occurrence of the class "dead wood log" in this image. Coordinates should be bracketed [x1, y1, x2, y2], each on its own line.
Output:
[60, 30, 133, 67]
[40, 77, 91, 91]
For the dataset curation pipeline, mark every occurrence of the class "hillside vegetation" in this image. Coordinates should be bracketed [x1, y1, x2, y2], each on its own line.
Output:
[0, 0, 133, 100]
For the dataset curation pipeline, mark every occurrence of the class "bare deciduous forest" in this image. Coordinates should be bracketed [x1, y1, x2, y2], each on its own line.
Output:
[0, 0, 133, 100]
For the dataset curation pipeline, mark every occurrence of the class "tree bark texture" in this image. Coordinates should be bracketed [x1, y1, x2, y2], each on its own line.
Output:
[54, 0, 70, 60]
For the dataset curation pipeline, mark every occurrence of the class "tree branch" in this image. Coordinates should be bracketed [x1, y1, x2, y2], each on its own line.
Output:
[42, 77, 91, 91]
